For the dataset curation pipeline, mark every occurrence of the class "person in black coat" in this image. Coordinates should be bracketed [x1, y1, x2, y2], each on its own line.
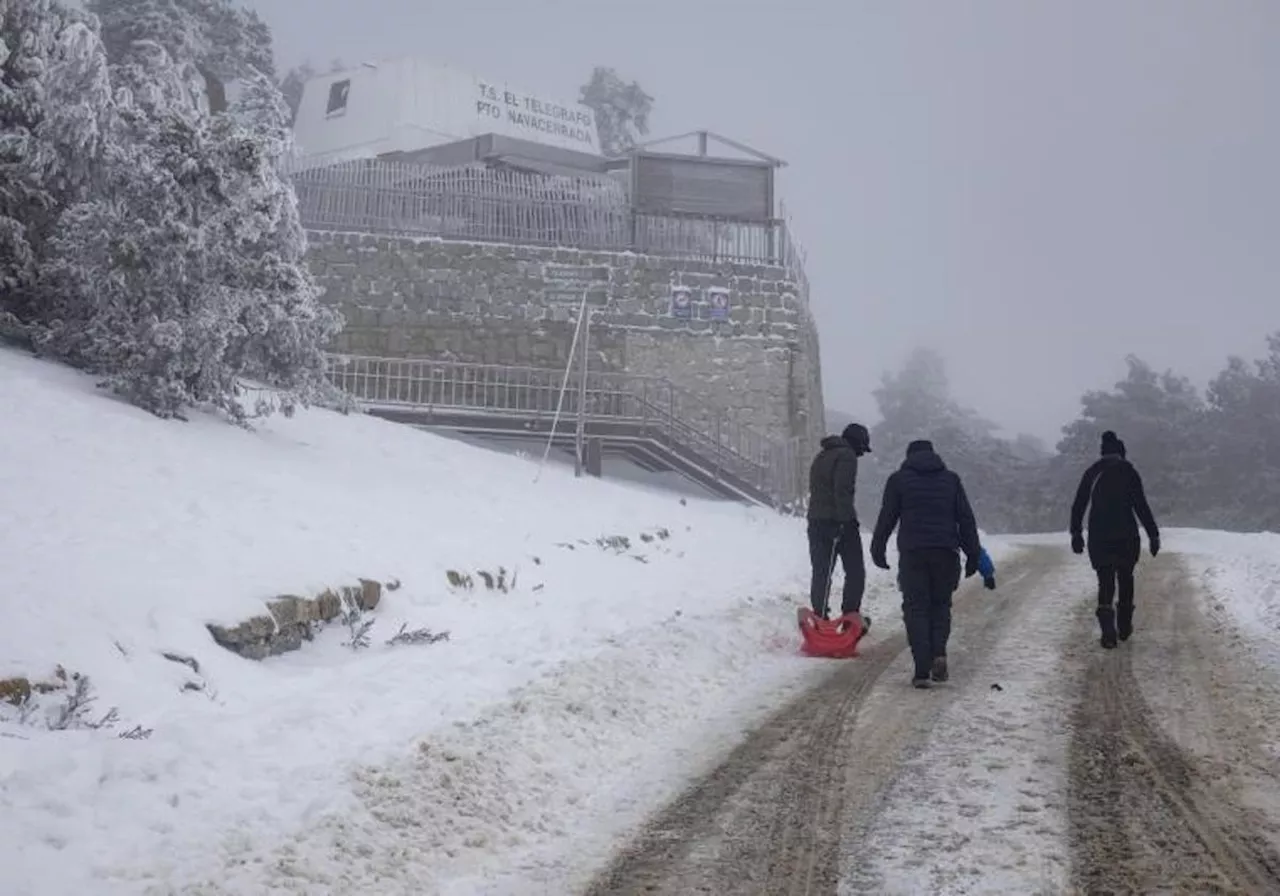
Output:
[870, 440, 987, 688]
[805, 423, 871, 618]
[1070, 430, 1160, 648]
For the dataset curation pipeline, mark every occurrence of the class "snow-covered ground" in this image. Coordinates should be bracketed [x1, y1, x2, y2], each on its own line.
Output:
[845, 553, 1093, 895]
[0, 347, 916, 895]
[849, 528, 1280, 894]
[9, 345, 1280, 895]
[1174, 528, 1280, 671]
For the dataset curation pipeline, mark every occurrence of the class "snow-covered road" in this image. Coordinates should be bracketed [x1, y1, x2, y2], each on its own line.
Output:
[586, 542, 1280, 896]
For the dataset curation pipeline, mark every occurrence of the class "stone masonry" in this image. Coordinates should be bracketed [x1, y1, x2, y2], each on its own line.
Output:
[305, 231, 826, 456]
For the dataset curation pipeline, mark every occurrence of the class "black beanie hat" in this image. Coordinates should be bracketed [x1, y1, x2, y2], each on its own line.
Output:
[1100, 430, 1124, 457]
[906, 439, 934, 455]
[841, 423, 871, 453]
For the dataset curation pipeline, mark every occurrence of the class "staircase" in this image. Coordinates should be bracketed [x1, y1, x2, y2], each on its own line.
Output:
[324, 354, 804, 507]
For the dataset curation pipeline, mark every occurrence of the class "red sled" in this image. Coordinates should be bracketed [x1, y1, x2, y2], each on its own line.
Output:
[797, 607, 870, 658]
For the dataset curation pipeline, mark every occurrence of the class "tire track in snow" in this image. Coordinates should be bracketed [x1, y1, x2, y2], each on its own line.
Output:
[1067, 556, 1280, 895]
[582, 545, 1060, 896]
[839, 546, 1090, 895]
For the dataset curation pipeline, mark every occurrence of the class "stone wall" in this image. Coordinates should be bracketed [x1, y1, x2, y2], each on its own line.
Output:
[305, 231, 826, 453]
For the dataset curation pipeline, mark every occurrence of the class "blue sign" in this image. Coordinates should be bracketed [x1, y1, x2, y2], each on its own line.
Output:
[708, 288, 730, 321]
[670, 286, 692, 319]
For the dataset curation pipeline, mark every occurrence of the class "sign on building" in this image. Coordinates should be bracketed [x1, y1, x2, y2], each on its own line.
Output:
[670, 286, 692, 320]
[291, 56, 602, 164]
[708, 287, 730, 321]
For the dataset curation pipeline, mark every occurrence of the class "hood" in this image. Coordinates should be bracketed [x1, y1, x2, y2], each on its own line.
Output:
[840, 423, 872, 455]
[820, 435, 850, 451]
[902, 449, 946, 474]
[1100, 430, 1127, 459]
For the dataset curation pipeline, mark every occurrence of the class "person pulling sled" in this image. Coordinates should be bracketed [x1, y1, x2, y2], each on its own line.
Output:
[1069, 430, 1160, 648]
[805, 423, 872, 620]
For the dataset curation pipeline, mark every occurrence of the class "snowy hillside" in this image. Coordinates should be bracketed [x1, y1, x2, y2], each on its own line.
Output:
[8, 347, 1280, 894]
[0, 347, 894, 894]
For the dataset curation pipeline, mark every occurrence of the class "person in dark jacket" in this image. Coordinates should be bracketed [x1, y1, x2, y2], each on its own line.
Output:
[805, 423, 871, 618]
[870, 439, 987, 688]
[1070, 430, 1160, 648]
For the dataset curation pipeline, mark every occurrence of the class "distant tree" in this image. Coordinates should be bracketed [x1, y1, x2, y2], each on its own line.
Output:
[846, 339, 1280, 536]
[1009, 433, 1050, 461]
[579, 66, 652, 157]
[865, 346, 1055, 533]
[1202, 332, 1280, 529]
[1054, 355, 1207, 525]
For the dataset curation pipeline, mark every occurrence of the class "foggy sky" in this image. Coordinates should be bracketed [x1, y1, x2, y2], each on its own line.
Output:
[247, 0, 1280, 443]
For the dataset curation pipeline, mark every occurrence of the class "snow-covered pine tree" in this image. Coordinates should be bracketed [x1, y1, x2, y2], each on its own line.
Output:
[89, 0, 208, 99]
[40, 47, 341, 421]
[90, 0, 271, 113]
[38, 39, 255, 418]
[0, 0, 113, 313]
[218, 67, 342, 417]
[8, 1, 340, 421]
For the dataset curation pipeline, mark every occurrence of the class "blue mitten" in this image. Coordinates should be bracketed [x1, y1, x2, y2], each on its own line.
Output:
[978, 547, 996, 590]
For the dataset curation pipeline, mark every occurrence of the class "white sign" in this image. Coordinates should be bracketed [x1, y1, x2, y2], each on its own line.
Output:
[473, 81, 596, 150]
[292, 56, 602, 163]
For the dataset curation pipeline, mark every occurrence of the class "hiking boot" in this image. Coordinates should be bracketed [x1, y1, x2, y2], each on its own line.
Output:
[1117, 606, 1134, 642]
[930, 656, 949, 683]
[1096, 607, 1118, 649]
[912, 675, 932, 689]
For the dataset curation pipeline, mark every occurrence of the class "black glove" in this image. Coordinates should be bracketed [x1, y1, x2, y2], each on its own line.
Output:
[983, 574, 996, 591]
[1071, 532, 1085, 555]
[871, 551, 890, 571]
[964, 554, 979, 578]
[1150, 535, 1160, 557]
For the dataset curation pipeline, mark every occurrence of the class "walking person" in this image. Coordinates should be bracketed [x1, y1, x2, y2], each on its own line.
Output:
[869, 439, 992, 688]
[805, 423, 872, 619]
[1069, 430, 1160, 648]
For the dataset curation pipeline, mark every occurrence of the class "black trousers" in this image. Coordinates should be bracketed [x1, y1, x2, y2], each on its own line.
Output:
[898, 548, 961, 679]
[1090, 538, 1139, 637]
[1095, 566, 1137, 636]
[807, 519, 865, 617]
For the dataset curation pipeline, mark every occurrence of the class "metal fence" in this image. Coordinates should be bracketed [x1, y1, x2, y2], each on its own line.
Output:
[324, 354, 803, 505]
[289, 158, 803, 268]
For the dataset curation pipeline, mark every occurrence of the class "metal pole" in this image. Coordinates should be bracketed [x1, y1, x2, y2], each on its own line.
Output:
[574, 308, 590, 477]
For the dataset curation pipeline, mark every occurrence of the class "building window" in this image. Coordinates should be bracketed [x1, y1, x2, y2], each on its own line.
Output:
[326, 79, 351, 117]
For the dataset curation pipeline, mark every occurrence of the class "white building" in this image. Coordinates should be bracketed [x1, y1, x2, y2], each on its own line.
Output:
[290, 55, 602, 169]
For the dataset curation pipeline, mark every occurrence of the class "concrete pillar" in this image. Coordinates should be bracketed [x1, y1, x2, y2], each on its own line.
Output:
[584, 438, 603, 477]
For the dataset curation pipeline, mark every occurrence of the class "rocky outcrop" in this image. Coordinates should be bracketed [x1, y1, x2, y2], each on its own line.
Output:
[207, 579, 383, 660]
[0, 665, 73, 707]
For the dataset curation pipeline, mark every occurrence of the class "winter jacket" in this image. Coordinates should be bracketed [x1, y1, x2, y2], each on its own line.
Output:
[1070, 454, 1159, 547]
[807, 436, 859, 525]
[870, 446, 982, 564]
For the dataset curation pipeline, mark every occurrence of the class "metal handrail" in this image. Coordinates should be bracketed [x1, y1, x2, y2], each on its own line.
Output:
[323, 354, 798, 503]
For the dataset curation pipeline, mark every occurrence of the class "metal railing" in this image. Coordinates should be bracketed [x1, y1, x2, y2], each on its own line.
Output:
[324, 354, 803, 505]
[289, 159, 803, 267]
